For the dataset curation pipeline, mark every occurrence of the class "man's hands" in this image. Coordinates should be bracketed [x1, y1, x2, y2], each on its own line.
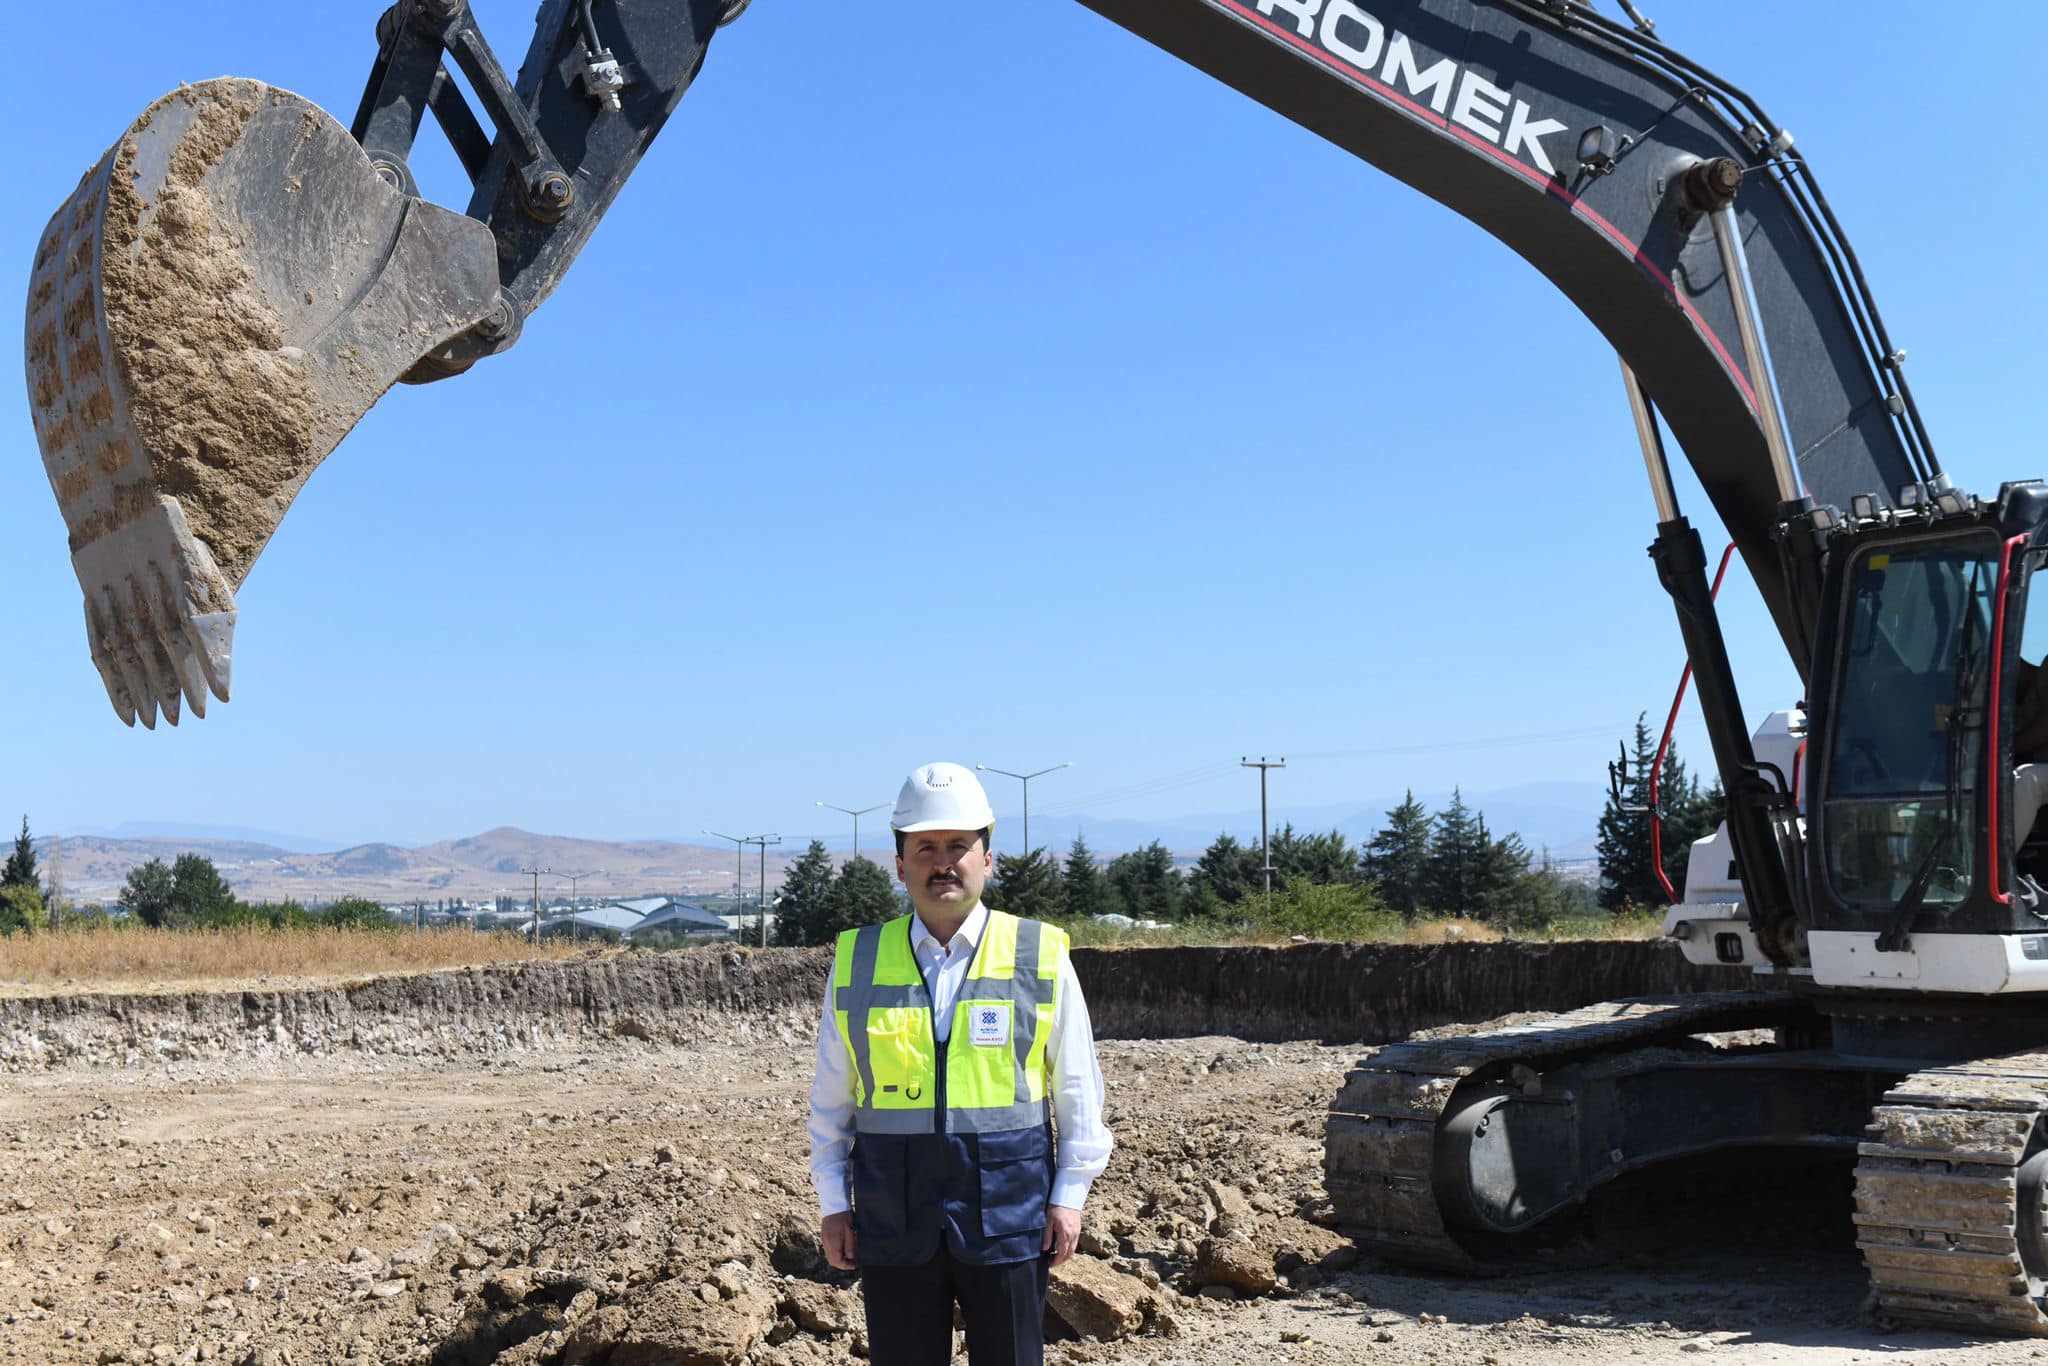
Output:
[1042, 1204, 1081, 1268]
[825, 1206, 1081, 1269]
[821, 1211, 858, 1271]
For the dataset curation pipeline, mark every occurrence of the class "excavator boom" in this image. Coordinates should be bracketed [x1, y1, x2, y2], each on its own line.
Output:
[25, 0, 1933, 723]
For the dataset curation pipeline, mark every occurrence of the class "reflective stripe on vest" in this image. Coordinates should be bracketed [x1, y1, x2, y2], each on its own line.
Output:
[831, 910, 1066, 1136]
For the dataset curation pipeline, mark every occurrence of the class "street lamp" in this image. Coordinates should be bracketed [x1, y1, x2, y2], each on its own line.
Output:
[815, 801, 886, 863]
[975, 762, 1071, 856]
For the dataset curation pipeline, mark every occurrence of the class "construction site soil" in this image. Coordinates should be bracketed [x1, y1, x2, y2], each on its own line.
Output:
[1, 944, 2039, 1365]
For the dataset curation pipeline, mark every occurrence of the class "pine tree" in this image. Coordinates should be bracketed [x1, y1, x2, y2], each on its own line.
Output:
[1361, 791, 1432, 919]
[1104, 842, 1185, 922]
[1468, 819, 1533, 924]
[815, 858, 902, 940]
[2, 816, 37, 890]
[1424, 788, 1485, 914]
[1596, 713, 1661, 912]
[1657, 744, 1725, 899]
[774, 839, 839, 946]
[988, 848, 1063, 921]
[1187, 833, 1262, 911]
[1061, 836, 1108, 920]
[1269, 824, 1357, 888]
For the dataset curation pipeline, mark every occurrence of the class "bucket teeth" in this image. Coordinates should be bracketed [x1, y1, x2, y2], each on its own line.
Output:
[129, 577, 184, 727]
[82, 599, 137, 728]
[96, 584, 157, 730]
[143, 567, 210, 719]
[184, 611, 234, 705]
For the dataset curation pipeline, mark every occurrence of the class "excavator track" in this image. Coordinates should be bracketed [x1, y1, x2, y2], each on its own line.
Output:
[1856, 1052, 2048, 1335]
[1325, 991, 1804, 1271]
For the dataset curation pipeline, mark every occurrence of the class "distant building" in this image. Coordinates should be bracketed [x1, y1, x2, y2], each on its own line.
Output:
[561, 905, 647, 935]
[629, 899, 728, 939]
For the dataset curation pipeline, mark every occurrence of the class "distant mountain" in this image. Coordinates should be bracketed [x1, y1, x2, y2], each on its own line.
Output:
[36, 784, 1609, 906]
[34, 827, 791, 906]
[64, 820, 347, 853]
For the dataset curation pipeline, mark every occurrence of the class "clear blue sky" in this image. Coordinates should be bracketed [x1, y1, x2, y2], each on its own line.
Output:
[4, 2, 2045, 849]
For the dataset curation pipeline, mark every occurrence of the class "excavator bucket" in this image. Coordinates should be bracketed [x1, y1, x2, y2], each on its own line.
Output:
[25, 78, 502, 727]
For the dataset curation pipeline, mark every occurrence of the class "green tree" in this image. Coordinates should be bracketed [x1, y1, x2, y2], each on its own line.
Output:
[1597, 714, 1662, 912]
[1270, 824, 1357, 888]
[0, 883, 47, 935]
[1258, 879, 1398, 940]
[1467, 818, 1534, 924]
[988, 848, 1063, 921]
[1361, 792, 1432, 919]
[774, 839, 839, 947]
[2, 816, 37, 889]
[1505, 852, 1602, 930]
[816, 858, 903, 941]
[207, 898, 313, 930]
[1186, 833, 1262, 913]
[324, 896, 394, 929]
[1061, 836, 1109, 920]
[1423, 788, 1485, 914]
[1656, 745, 1724, 898]
[169, 853, 235, 924]
[1104, 842, 1184, 922]
[118, 858, 176, 927]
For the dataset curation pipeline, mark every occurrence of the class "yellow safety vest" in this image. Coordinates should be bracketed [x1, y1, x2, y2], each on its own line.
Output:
[831, 910, 1067, 1135]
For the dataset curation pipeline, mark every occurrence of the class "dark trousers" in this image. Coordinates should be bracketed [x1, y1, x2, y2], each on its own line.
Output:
[859, 1243, 1049, 1366]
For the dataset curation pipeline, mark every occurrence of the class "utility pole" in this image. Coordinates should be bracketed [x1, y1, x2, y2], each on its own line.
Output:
[975, 763, 1071, 856]
[704, 830, 748, 933]
[743, 834, 782, 946]
[519, 866, 552, 944]
[815, 802, 886, 863]
[1240, 757, 1286, 900]
[554, 871, 593, 941]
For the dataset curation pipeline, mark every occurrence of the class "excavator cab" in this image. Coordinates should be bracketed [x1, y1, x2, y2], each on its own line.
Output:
[1812, 525, 1997, 910]
[1791, 482, 2048, 986]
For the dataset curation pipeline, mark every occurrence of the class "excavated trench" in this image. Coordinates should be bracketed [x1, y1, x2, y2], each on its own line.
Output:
[0, 940, 1735, 1072]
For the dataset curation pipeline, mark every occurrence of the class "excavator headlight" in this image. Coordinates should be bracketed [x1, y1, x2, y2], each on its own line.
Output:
[1851, 495, 1877, 521]
[1576, 124, 1619, 173]
[1899, 482, 1925, 509]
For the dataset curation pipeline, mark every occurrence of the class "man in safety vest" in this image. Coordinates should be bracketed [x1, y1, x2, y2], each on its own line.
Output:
[808, 761, 1112, 1365]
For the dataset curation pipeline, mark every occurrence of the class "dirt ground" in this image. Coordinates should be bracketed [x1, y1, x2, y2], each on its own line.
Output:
[2, 1012, 2044, 1366]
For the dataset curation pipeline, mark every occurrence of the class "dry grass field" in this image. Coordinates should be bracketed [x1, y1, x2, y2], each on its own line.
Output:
[0, 922, 592, 998]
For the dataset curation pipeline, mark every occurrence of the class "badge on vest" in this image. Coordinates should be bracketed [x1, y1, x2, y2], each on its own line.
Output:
[968, 1003, 1011, 1047]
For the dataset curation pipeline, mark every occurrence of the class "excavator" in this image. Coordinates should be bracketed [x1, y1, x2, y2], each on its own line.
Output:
[25, 0, 2048, 1336]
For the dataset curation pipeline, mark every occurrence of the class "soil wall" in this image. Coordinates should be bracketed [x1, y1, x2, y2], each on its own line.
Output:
[1073, 939, 1739, 1043]
[0, 940, 1744, 1071]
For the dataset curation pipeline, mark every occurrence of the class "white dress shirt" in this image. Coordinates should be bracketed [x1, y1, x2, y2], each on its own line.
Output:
[808, 901, 1113, 1217]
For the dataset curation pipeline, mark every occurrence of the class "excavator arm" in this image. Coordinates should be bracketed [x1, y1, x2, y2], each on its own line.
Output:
[26, 0, 1934, 724]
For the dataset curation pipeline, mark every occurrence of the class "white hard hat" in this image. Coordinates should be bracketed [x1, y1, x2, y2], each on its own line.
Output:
[891, 761, 996, 833]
